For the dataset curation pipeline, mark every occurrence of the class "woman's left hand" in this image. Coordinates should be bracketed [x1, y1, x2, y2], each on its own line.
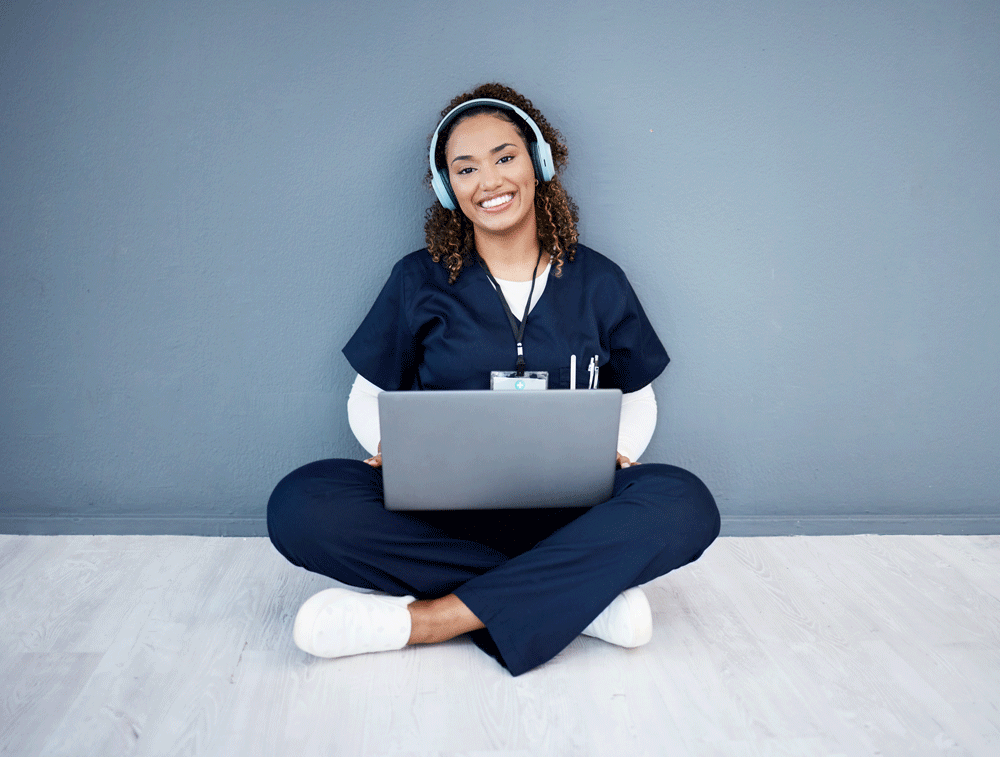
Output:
[616, 452, 638, 469]
[364, 442, 383, 469]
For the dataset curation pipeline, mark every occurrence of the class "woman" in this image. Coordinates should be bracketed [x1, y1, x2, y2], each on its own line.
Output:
[267, 83, 720, 677]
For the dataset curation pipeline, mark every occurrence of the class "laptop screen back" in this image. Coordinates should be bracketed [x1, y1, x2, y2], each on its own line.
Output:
[379, 389, 622, 511]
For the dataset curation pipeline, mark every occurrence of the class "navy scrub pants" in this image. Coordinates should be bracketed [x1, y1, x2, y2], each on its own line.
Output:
[267, 458, 720, 676]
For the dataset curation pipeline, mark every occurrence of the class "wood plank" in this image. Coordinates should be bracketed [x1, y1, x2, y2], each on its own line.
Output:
[643, 544, 867, 755]
[0, 534, 997, 756]
[713, 535, 999, 755]
[0, 652, 101, 757]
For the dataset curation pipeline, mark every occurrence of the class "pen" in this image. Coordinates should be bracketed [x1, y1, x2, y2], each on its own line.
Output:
[588, 356, 595, 389]
[593, 354, 600, 388]
[570, 354, 576, 390]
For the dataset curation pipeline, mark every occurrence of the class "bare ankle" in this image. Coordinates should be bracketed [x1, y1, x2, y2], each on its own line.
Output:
[406, 595, 485, 645]
[406, 599, 436, 645]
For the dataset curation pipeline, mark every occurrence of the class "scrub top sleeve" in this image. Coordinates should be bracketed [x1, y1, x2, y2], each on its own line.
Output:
[603, 274, 670, 394]
[342, 261, 419, 391]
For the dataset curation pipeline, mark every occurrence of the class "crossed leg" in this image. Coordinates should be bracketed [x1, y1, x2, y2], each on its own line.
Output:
[267, 458, 720, 675]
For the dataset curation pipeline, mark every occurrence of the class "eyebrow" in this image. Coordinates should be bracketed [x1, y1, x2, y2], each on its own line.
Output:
[450, 143, 518, 165]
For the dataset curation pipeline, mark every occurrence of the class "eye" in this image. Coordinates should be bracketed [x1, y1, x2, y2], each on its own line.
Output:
[497, 155, 515, 164]
[455, 166, 475, 175]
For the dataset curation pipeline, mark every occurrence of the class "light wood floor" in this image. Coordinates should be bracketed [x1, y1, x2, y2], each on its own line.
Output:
[1, 533, 997, 756]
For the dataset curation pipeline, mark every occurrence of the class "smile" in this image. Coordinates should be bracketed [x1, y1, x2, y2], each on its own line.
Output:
[479, 193, 514, 210]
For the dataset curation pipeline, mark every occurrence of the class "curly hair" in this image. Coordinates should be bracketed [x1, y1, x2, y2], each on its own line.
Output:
[424, 83, 579, 284]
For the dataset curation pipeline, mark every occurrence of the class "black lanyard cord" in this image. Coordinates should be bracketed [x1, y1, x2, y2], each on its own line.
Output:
[478, 251, 542, 377]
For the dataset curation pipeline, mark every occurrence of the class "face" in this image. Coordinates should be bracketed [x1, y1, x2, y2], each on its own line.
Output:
[444, 113, 537, 241]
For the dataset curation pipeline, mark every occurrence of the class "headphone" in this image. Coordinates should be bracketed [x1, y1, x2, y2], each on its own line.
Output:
[429, 98, 556, 211]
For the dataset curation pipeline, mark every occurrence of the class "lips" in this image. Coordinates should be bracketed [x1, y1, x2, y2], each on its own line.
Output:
[479, 193, 514, 210]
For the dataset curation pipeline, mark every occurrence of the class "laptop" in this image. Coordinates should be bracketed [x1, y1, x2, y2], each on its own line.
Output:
[378, 389, 622, 510]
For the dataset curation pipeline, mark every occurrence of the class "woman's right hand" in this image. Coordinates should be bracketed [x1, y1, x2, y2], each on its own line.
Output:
[616, 452, 638, 469]
[364, 442, 382, 469]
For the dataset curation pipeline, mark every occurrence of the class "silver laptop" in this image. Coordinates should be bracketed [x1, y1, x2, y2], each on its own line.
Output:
[378, 389, 622, 510]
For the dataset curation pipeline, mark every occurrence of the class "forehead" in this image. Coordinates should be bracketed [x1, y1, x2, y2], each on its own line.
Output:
[444, 113, 528, 159]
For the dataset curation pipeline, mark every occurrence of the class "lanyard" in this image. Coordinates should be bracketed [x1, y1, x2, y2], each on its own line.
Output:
[478, 251, 542, 377]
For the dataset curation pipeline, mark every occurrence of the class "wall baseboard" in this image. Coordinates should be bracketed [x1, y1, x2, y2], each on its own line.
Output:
[720, 514, 1000, 537]
[1, 513, 998, 537]
[0, 515, 271, 537]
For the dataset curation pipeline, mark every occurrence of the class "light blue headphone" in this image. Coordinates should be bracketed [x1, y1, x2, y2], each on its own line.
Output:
[429, 97, 556, 211]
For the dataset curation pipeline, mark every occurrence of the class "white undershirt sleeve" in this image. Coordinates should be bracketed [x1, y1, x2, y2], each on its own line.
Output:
[617, 383, 658, 462]
[347, 372, 658, 462]
[347, 373, 384, 456]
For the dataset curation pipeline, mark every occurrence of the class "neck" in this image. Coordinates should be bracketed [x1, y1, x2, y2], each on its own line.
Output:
[475, 227, 544, 282]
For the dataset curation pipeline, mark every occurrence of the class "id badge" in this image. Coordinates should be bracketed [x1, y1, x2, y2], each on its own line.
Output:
[490, 370, 549, 391]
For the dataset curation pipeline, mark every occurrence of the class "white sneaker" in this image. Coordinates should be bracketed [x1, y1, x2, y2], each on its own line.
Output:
[293, 588, 416, 658]
[581, 587, 653, 648]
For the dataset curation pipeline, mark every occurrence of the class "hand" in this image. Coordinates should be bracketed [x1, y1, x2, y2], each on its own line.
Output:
[616, 452, 638, 469]
[364, 442, 382, 469]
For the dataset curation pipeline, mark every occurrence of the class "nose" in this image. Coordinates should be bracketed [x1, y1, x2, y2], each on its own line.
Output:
[479, 163, 502, 190]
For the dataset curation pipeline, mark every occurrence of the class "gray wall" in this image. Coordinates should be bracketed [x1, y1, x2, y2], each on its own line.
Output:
[2, 0, 998, 536]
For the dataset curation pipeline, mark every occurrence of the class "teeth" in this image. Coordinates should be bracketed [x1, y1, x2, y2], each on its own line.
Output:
[481, 194, 513, 209]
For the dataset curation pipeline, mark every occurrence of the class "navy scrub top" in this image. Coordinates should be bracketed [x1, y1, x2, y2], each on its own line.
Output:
[343, 244, 669, 393]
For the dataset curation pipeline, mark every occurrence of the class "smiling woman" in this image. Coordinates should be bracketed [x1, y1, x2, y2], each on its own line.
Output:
[444, 112, 540, 276]
[424, 83, 579, 284]
[266, 82, 721, 677]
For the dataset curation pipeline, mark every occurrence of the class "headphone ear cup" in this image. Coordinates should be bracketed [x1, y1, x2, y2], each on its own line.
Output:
[431, 169, 457, 210]
[534, 140, 556, 182]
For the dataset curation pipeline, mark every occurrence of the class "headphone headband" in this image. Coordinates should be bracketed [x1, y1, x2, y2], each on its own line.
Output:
[429, 97, 556, 210]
